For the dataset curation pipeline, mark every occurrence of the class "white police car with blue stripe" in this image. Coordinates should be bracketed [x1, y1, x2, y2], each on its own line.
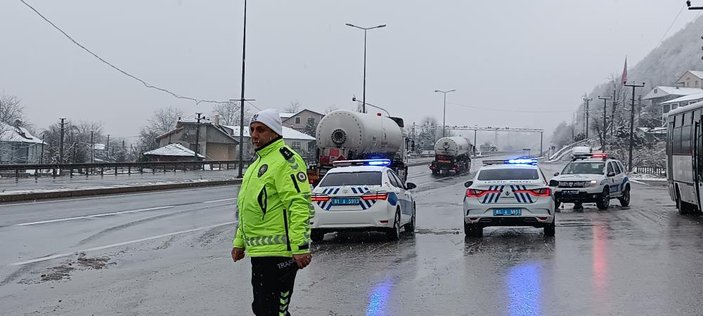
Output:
[463, 158, 556, 237]
[310, 159, 417, 242]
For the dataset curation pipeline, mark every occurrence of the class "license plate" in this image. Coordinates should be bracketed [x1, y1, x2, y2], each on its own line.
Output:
[331, 197, 360, 205]
[562, 190, 579, 195]
[493, 209, 522, 216]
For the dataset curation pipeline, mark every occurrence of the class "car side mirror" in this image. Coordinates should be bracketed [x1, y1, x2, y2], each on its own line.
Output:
[464, 181, 473, 188]
[553, 172, 560, 176]
[607, 172, 616, 177]
[405, 182, 417, 190]
[549, 179, 559, 187]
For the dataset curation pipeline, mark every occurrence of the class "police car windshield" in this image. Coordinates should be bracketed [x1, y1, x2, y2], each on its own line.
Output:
[319, 172, 382, 187]
[561, 162, 605, 175]
[477, 168, 539, 180]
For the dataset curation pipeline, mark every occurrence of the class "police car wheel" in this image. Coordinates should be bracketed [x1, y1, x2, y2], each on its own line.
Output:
[544, 221, 556, 237]
[311, 230, 324, 243]
[618, 186, 630, 207]
[405, 205, 416, 233]
[464, 223, 483, 238]
[386, 210, 401, 241]
[596, 187, 610, 210]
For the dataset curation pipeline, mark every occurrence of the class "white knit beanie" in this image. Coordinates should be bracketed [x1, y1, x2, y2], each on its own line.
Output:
[249, 109, 283, 136]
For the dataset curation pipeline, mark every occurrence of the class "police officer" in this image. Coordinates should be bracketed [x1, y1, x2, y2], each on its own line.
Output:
[231, 109, 313, 316]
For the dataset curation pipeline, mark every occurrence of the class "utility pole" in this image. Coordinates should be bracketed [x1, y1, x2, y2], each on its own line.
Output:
[611, 89, 617, 137]
[194, 112, 202, 159]
[40, 133, 45, 164]
[59, 118, 65, 163]
[106, 134, 110, 161]
[624, 82, 645, 172]
[70, 127, 76, 163]
[598, 96, 610, 151]
[583, 96, 592, 139]
[90, 131, 95, 163]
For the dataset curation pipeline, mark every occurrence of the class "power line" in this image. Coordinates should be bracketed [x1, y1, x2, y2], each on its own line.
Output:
[18, 0, 231, 106]
[659, 3, 686, 45]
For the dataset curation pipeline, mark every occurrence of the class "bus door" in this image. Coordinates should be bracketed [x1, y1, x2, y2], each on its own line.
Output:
[697, 117, 703, 211]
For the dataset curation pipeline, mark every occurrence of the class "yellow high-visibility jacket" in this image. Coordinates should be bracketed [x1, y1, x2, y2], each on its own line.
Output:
[233, 138, 312, 257]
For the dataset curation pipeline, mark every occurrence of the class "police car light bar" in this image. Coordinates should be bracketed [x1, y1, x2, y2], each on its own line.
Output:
[507, 158, 538, 165]
[483, 158, 538, 166]
[332, 159, 392, 167]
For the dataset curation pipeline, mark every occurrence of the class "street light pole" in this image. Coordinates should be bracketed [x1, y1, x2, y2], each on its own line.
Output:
[238, 0, 248, 178]
[346, 23, 386, 114]
[434, 89, 456, 138]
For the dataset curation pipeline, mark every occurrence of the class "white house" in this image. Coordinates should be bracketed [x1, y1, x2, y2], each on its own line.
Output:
[0, 121, 45, 164]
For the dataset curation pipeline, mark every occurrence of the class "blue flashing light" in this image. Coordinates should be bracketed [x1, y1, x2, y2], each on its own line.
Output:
[507, 158, 538, 165]
[367, 159, 392, 166]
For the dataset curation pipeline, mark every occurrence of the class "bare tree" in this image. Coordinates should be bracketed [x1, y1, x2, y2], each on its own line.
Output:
[137, 106, 184, 152]
[0, 94, 23, 125]
[213, 102, 253, 126]
[284, 100, 301, 113]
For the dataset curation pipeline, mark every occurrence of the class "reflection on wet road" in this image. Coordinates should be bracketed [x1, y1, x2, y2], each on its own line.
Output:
[3, 159, 703, 315]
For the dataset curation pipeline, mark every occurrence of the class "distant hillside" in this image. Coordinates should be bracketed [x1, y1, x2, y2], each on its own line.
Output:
[587, 16, 703, 101]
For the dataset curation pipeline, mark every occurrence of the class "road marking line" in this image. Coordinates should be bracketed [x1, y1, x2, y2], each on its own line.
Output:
[17, 206, 175, 226]
[10, 221, 235, 266]
[204, 198, 237, 204]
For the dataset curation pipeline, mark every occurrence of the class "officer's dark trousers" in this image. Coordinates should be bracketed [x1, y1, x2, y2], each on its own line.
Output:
[251, 257, 298, 316]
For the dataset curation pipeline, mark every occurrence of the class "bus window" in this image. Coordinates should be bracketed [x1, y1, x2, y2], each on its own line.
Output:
[684, 112, 691, 126]
[682, 126, 691, 154]
[674, 126, 683, 154]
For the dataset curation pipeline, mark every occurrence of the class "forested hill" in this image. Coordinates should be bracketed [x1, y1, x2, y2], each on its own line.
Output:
[590, 15, 703, 100]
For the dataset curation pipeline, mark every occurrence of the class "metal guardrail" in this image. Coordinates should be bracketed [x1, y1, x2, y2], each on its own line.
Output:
[0, 160, 246, 180]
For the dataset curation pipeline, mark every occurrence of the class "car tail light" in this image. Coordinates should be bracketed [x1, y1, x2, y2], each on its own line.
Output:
[311, 195, 331, 202]
[362, 193, 389, 201]
[515, 188, 552, 197]
[466, 189, 500, 198]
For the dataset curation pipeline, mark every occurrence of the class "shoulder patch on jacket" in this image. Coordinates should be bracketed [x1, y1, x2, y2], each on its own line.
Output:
[279, 147, 295, 161]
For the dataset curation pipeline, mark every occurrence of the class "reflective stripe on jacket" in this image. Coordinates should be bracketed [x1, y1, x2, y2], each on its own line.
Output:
[233, 138, 313, 257]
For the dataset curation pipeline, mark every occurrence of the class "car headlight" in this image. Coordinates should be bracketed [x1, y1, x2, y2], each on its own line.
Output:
[585, 180, 598, 187]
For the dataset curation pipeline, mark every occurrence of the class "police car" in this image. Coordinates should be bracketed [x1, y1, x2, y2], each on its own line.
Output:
[463, 158, 556, 237]
[310, 159, 417, 242]
[551, 153, 630, 210]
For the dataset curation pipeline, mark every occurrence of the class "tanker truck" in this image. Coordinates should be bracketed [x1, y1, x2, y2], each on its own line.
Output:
[310, 110, 409, 184]
[429, 136, 472, 175]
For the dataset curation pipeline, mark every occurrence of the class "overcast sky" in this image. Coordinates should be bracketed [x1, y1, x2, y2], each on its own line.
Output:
[1, 0, 699, 143]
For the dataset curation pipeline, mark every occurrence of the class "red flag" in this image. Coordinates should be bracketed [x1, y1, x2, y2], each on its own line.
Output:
[621, 57, 628, 85]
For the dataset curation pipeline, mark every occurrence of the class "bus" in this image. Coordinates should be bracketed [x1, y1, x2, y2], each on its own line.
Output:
[667, 101, 703, 215]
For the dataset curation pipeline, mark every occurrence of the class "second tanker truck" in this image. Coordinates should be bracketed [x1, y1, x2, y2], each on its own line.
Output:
[429, 136, 472, 175]
[310, 110, 409, 184]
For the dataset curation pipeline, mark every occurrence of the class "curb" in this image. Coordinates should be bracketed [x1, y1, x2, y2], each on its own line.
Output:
[0, 179, 242, 203]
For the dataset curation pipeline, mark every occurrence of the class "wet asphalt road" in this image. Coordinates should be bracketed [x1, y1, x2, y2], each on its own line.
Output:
[2, 159, 703, 315]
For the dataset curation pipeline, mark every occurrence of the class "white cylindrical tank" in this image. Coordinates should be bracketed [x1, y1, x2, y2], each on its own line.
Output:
[316, 110, 404, 156]
[434, 137, 470, 157]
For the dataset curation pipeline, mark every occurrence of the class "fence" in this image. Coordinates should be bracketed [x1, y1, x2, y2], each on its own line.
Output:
[633, 166, 666, 177]
[0, 160, 246, 180]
